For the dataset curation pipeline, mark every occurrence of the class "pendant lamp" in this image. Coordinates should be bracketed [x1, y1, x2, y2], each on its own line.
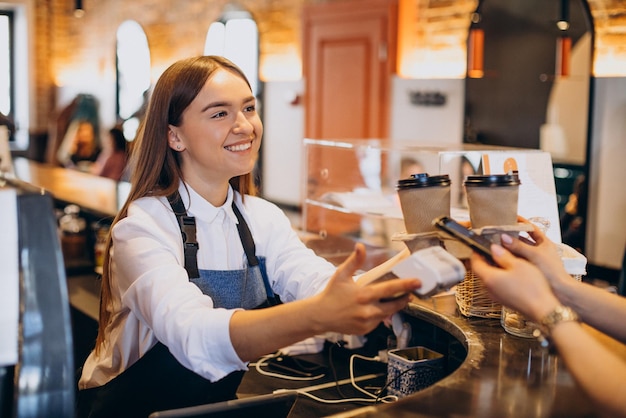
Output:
[555, 0, 571, 77]
[556, 35, 572, 77]
[74, 0, 85, 18]
[467, 2, 484, 79]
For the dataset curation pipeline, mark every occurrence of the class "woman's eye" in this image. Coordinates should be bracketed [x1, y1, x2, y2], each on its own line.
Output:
[244, 105, 256, 113]
[212, 110, 228, 119]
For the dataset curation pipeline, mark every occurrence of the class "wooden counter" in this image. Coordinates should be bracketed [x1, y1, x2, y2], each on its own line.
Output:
[331, 294, 601, 418]
[237, 231, 609, 418]
[235, 291, 604, 418]
[13, 157, 120, 218]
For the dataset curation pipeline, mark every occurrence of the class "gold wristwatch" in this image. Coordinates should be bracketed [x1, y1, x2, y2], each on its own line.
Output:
[539, 305, 580, 337]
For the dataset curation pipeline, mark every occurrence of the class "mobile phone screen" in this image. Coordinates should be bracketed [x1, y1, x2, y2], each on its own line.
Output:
[433, 216, 495, 262]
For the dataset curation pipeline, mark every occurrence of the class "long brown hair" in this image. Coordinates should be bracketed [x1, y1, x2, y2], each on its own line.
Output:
[95, 56, 257, 352]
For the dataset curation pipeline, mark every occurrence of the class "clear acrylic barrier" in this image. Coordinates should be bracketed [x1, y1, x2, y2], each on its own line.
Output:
[301, 138, 558, 247]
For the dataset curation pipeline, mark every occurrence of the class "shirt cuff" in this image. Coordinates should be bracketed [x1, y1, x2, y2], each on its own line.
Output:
[189, 308, 248, 381]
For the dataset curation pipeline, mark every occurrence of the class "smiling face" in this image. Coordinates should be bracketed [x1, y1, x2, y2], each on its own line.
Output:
[167, 68, 262, 203]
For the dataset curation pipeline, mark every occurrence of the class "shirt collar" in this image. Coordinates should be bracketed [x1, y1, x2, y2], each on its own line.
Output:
[178, 182, 239, 225]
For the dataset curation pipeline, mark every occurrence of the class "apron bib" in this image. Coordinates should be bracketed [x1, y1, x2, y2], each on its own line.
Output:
[191, 260, 268, 310]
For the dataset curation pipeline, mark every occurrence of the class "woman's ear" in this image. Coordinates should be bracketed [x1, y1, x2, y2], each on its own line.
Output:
[168, 126, 184, 151]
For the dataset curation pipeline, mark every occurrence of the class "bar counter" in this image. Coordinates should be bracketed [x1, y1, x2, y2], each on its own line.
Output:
[12, 157, 119, 217]
[333, 294, 599, 418]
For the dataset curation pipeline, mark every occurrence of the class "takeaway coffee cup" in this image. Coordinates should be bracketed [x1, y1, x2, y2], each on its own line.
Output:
[397, 173, 451, 234]
[463, 172, 521, 228]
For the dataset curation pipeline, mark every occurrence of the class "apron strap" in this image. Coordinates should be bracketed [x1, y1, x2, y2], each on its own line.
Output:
[167, 192, 200, 278]
[231, 202, 281, 307]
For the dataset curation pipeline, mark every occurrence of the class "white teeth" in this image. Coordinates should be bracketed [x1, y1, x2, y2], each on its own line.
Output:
[225, 142, 252, 152]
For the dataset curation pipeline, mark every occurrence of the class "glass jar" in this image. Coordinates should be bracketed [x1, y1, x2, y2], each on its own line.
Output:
[93, 223, 109, 273]
[501, 217, 549, 338]
[501, 306, 539, 338]
[58, 204, 87, 261]
[59, 204, 87, 235]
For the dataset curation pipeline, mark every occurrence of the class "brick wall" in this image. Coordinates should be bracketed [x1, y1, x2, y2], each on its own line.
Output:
[31, 0, 53, 133]
[29, 0, 626, 131]
[588, 0, 626, 74]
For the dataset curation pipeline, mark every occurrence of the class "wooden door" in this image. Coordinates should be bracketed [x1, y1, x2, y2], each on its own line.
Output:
[302, 0, 397, 235]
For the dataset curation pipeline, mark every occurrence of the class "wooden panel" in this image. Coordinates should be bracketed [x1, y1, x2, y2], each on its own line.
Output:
[319, 39, 371, 138]
[304, 0, 397, 140]
[303, 0, 397, 234]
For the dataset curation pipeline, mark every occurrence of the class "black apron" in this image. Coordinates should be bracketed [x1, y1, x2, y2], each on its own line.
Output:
[76, 193, 280, 418]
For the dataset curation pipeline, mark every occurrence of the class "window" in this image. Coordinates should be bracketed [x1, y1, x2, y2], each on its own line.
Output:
[0, 11, 14, 138]
[204, 8, 259, 96]
[0, 3, 29, 150]
[116, 20, 151, 141]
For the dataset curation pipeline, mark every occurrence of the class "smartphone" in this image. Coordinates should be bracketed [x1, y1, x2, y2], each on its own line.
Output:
[265, 355, 327, 377]
[433, 216, 495, 263]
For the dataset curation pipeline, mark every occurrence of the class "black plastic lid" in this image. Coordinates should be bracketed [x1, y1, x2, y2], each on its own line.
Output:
[397, 173, 451, 190]
[463, 171, 521, 187]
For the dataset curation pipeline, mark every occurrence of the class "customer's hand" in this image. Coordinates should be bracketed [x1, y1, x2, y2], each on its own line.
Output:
[312, 243, 422, 336]
[500, 224, 572, 291]
[470, 241, 560, 323]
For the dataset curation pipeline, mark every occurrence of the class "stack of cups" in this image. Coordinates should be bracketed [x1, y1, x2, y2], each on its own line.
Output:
[396, 173, 451, 251]
[463, 171, 521, 229]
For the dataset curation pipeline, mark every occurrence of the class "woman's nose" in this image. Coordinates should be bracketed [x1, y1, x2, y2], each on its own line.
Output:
[232, 113, 253, 135]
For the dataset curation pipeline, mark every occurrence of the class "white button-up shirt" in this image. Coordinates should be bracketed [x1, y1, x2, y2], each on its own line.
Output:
[79, 184, 335, 388]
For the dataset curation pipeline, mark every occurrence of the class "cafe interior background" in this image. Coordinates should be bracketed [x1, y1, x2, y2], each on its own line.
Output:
[0, 0, 626, 413]
[2, 0, 625, 278]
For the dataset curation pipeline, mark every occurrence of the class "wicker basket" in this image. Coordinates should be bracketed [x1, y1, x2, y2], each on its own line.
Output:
[442, 233, 504, 318]
[455, 267, 502, 318]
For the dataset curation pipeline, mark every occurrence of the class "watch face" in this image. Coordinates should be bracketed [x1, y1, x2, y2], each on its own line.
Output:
[540, 305, 579, 336]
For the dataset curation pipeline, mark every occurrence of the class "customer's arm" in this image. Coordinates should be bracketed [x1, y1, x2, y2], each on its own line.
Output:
[551, 277, 626, 343]
[544, 319, 626, 418]
[471, 246, 626, 418]
[500, 231, 626, 343]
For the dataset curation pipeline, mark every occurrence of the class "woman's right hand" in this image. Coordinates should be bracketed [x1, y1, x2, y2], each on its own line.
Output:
[230, 243, 421, 362]
[311, 243, 422, 336]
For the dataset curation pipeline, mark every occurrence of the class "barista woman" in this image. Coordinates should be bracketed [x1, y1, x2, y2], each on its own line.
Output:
[76, 55, 421, 417]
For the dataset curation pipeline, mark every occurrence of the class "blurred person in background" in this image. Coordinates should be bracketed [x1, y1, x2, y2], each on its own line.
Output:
[91, 126, 129, 181]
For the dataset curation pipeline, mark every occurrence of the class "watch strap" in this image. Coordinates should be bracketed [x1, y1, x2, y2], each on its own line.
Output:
[539, 305, 580, 336]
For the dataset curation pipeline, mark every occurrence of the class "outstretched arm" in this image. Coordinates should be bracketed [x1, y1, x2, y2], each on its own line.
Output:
[471, 243, 626, 418]
[499, 229, 626, 344]
[229, 243, 421, 362]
